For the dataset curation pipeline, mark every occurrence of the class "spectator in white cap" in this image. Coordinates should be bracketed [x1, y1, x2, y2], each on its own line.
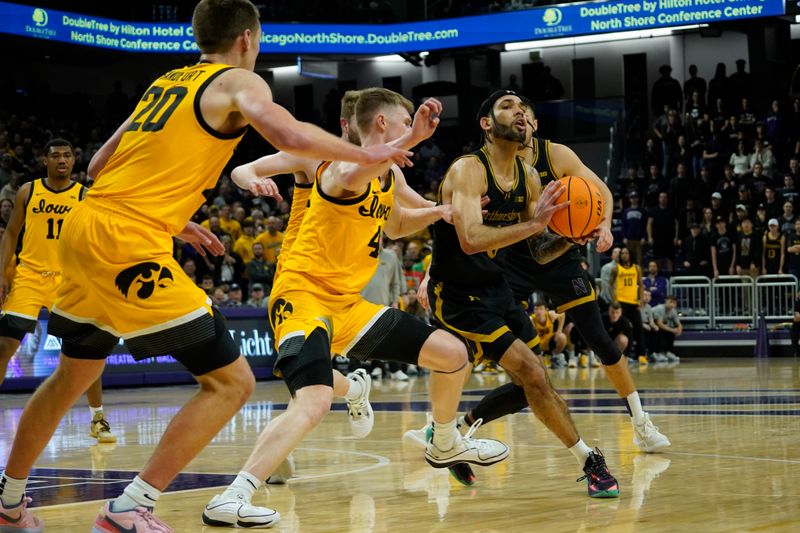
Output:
[763, 218, 784, 275]
[246, 283, 269, 308]
[734, 204, 748, 233]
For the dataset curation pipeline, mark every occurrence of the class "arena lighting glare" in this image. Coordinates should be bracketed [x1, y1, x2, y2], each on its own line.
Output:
[504, 24, 703, 51]
[372, 54, 406, 62]
[268, 64, 299, 74]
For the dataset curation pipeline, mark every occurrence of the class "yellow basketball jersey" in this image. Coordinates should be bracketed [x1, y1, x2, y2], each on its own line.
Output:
[88, 62, 245, 233]
[274, 177, 315, 276]
[20, 179, 84, 273]
[616, 264, 639, 304]
[533, 312, 554, 339]
[278, 163, 394, 296]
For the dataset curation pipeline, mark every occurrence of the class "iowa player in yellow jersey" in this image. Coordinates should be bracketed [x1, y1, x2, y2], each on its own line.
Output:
[230, 90, 438, 446]
[0, 2, 416, 531]
[531, 302, 567, 359]
[610, 247, 646, 363]
[204, 89, 510, 527]
[0, 138, 116, 445]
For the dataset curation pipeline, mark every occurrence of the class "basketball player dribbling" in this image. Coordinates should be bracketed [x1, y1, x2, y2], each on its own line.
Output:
[424, 90, 620, 497]
[202, 89, 510, 528]
[411, 98, 669, 486]
[0, 138, 115, 445]
[0, 1, 415, 531]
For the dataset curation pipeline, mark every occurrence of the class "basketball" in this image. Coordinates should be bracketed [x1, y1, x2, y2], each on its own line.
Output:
[546, 176, 604, 239]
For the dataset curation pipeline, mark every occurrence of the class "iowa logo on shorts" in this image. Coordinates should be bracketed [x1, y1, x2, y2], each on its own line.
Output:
[115, 262, 174, 299]
[571, 277, 589, 296]
[270, 298, 293, 326]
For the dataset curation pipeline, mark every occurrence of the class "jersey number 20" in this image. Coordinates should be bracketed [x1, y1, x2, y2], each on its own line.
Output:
[127, 86, 188, 132]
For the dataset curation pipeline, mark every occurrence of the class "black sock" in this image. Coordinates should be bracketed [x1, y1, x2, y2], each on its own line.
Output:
[467, 382, 528, 426]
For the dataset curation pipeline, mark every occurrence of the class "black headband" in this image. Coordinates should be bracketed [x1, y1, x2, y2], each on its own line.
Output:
[477, 89, 523, 120]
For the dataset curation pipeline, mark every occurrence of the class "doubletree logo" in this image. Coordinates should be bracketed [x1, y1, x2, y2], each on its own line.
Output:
[32, 8, 49, 27]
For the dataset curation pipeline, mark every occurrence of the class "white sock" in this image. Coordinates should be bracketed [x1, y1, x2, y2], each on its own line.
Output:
[432, 418, 458, 451]
[90, 405, 104, 417]
[456, 414, 467, 430]
[626, 391, 645, 420]
[223, 471, 261, 502]
[0, 472, 27, 507]
[112, 476, 161, 511]
[343, 378, 363, 401]
[569, 439, 593, 466]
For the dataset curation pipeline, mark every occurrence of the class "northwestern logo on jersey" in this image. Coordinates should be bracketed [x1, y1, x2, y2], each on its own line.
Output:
[270, 298, 293, 326]
[115, 262, 174, 299]
[31, 199, 73, 215]
[358, 194, 391, 221]
[572, 277, 589, 296]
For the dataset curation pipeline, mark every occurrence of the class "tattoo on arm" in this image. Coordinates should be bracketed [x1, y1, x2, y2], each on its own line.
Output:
[527, 231, 572, 264]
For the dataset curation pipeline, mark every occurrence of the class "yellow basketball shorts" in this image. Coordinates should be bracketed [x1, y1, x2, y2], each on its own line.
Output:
[48, 200, 231, 366]
[0, 264, 59, 338]
[269, 274, 435, 391]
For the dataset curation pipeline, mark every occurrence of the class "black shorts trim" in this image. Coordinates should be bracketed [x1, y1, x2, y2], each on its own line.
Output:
[0, 314, 37, 340]
[49, 312, 120, 359]
[345, 308, 434, 365]
[429, 280, 535, 364]
[170, 307, 239, 376]
[125, 312, 216, 358]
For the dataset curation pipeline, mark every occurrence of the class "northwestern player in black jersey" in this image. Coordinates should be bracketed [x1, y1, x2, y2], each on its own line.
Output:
[426, 90, 619, 498]
[444, 100, 670, 455]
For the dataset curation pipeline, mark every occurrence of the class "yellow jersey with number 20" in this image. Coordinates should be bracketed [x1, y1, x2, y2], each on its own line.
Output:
[88, 62, 246, 234]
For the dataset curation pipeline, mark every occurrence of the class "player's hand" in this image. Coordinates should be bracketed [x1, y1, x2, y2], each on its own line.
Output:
[247, 177, 283, 201]
[439, 204, 454, 224]
[0, 276, 8, 307]
[177, 222, 225, 257]
[572, 229, 600, 246]
[530, 180, 568, 232]
[362, 144, 414, 167]
[595, 226, 613, 252]
[411, 98, 443, 144]
[418, 274, 431, 311]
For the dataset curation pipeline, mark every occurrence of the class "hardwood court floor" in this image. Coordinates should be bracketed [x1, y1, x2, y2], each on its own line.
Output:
[2, 358, 800, 532]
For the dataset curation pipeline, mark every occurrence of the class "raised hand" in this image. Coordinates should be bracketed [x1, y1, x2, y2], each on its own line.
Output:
[411, 98, 443, 144]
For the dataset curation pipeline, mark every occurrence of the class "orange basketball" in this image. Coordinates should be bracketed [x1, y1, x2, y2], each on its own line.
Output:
[546, 176, 604, 239]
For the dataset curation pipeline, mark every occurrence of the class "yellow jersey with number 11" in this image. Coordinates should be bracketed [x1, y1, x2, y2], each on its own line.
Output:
[20, 179, 84, 273]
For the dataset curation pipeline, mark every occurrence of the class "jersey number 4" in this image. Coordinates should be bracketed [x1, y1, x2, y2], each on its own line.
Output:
[367, 227, 382, 258]
[46, 218, 63, 240]
[127, 86, 188, 132]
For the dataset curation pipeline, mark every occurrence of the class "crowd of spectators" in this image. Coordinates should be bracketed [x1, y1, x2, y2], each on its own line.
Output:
[616, 60, 800, 280]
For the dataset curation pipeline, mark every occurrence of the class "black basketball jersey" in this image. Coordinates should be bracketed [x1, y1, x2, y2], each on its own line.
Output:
[505, 136, 581, 297]
[529, 137, 558, 186]
[430, 147, 529, 286]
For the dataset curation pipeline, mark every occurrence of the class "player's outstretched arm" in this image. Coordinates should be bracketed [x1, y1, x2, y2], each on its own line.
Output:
[384, 201, 450, 240]
[327, 98, 442, 193]
[550, 142, 614, 252]
[0, 183, 31, 305]
[230, 151, 315, 199]
[231, 71, 412, 168]
[395, 168, 435, 209]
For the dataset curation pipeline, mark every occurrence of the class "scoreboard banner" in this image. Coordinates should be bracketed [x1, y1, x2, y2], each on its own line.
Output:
[0, 0, 786, 55]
